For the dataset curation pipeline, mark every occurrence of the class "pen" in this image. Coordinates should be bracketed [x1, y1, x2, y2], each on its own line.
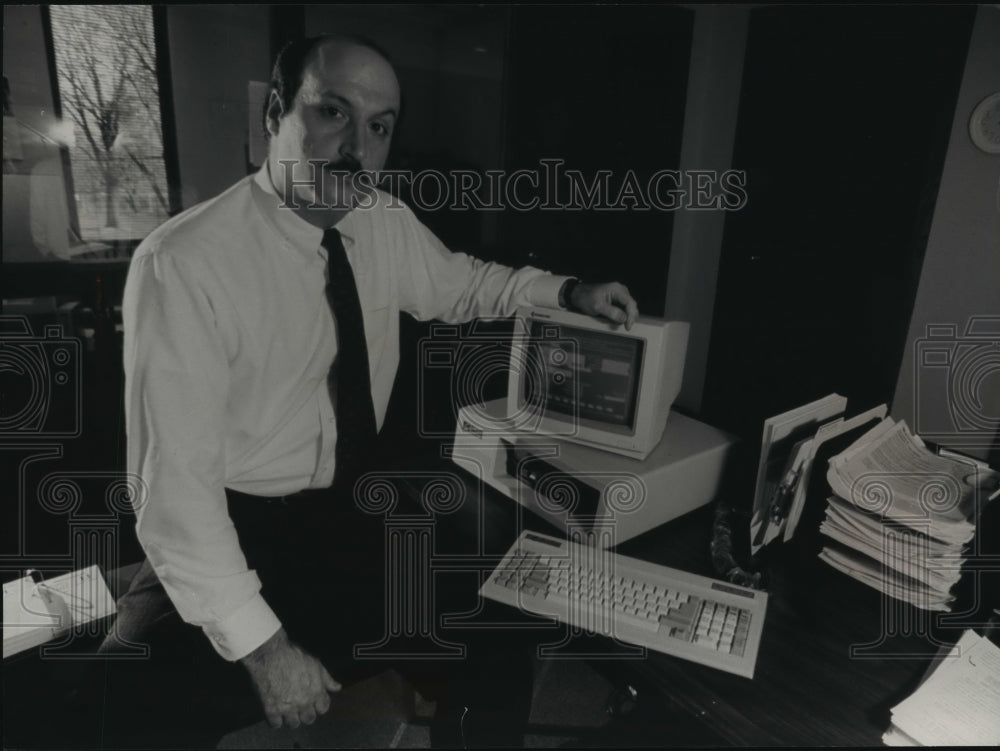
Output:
[27, 569, 73, 631]
[27, 569, 52, 603]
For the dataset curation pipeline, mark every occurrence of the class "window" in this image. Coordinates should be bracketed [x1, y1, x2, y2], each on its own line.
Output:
[48, 4, 172, 252]
[2, 5, 174, 262]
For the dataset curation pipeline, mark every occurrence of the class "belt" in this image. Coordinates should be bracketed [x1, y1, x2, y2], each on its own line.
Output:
[224, 486, 334, 506]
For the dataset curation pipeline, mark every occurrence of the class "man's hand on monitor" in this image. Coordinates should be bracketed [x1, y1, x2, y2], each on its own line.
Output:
[570, 282, 639, 330]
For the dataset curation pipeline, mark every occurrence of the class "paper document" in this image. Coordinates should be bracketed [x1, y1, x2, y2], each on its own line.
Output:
[822, 495, 960, 558]
[884, 630, 1000, 746]
[881, 724, 920, 746]
[818, 545, 955, 611]
[819, 512, 963, 591]
[3, 565, 116, 659]
[827, 420, 996, 546]
[820, 418, 997, 614]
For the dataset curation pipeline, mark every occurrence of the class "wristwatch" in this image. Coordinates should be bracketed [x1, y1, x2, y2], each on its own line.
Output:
[558, 278, 581, 310]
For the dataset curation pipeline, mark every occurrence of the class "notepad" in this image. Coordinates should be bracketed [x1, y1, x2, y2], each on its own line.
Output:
[3, 565, 116, 659]
[883, 629, 1000, 746]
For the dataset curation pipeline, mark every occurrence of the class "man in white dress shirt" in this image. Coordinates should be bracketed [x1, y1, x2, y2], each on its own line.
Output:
[99, 33, 638, 747]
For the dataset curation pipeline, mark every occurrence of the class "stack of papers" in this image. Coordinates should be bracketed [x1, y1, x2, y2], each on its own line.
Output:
[820, 418, 997, 611]
[883, 629, 1000, 746]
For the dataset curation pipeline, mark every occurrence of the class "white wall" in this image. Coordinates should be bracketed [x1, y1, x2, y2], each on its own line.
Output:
[890, 6, 1000, 461]
[665, 6, 749, 412]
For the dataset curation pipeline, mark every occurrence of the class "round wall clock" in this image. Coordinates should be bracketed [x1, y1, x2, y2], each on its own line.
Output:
[969, 91, 1000, 154]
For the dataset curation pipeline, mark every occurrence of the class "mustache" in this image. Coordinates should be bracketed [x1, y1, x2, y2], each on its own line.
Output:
[325, 157, 363, 175]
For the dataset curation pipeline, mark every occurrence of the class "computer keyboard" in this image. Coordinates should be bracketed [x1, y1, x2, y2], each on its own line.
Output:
[480, 530, 768, 678]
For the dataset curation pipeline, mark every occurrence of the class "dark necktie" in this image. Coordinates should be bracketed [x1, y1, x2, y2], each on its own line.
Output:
[322, 227, 378, 493]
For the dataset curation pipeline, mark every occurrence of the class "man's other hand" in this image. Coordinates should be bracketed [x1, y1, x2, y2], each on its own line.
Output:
[240, 628, 341, 728]
[570, 282, 639, 330]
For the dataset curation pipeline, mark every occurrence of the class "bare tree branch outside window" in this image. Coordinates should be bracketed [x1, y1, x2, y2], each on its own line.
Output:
[49, 5, 170, 243]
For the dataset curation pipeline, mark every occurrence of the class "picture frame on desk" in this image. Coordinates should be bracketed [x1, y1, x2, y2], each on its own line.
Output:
[749, 394, 848, 555]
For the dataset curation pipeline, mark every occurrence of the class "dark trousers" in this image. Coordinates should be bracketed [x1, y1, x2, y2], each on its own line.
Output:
[71, 485, 534, 749]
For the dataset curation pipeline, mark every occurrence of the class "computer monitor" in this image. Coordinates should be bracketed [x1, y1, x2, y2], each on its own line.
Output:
[506, 306, 689, 460]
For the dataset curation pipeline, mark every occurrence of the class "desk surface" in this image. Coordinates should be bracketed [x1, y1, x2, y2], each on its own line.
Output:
[4, 438, 979, 748]
[408, 444, 978, 747]
[612, 509, 960, 746]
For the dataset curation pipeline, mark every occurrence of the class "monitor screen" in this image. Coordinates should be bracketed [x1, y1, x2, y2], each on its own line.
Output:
[523, 320, 645, 431]
[508, 306, 688, 460]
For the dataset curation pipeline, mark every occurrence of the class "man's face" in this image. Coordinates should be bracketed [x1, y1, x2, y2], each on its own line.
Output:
[266, 40, 400, 215]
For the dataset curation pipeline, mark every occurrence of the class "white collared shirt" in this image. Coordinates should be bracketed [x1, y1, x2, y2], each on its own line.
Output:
[122, 166, 566, 660]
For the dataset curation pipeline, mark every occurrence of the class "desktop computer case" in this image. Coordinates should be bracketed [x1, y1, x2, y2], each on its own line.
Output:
[451, 398, 734, 546]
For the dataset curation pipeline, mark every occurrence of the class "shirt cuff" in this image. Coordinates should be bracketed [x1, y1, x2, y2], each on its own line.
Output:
[528, 273, 574, 309]
[202, 593, 282, 661]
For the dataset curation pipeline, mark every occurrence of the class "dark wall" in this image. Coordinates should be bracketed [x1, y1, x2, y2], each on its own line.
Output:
[498, 5, 693, 316]
[303, 4, 509, 255]
[702, 5, 976, 446]
[3, 6, 984, 574]
[384, 6, 694, 441]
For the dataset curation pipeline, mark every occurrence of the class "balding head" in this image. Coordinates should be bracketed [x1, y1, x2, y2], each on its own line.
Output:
[264, 34, 400, 225]
[263, 34, 400, 142]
